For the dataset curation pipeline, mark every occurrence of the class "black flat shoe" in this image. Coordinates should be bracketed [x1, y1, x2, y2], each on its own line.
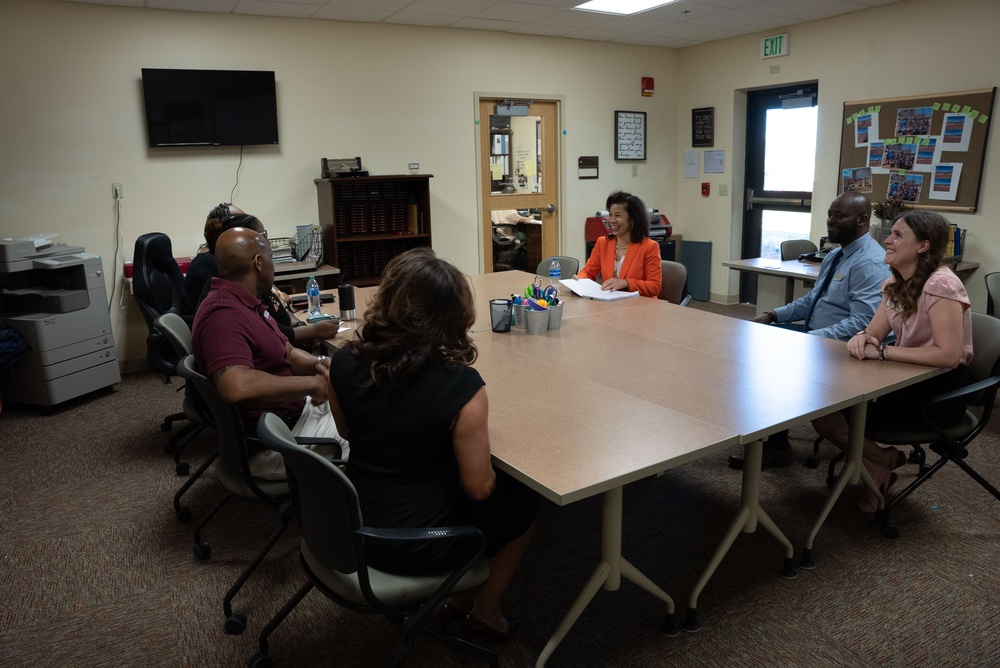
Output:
[461, 615, 520, 644]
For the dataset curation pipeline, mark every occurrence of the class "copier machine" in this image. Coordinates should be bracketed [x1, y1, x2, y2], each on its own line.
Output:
[0, 237, 120, 406]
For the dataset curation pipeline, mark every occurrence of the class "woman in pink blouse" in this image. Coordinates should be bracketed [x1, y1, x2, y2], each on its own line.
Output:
[813, 210, 972, 512]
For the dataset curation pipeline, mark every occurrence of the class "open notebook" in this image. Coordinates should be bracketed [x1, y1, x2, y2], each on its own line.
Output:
[559, 278, 639, 302]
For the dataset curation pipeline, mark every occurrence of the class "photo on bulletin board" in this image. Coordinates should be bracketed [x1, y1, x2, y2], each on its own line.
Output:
[839, 88, 995, 211]
[615, 110, 646, 161]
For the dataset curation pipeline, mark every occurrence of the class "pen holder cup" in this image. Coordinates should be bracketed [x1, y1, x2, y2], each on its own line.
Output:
[524, 308, 550, 336]
[512, 303, 525, 329]
[547, 302, 563, 330]
[490, 299, 512, 333]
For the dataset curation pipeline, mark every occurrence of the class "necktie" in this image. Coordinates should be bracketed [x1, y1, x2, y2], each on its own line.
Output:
[803, 249, 843, 330]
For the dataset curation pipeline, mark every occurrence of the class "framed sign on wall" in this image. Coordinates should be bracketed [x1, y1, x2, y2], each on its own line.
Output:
[692, 107, 714, 147]
[615, 110, 646, 160]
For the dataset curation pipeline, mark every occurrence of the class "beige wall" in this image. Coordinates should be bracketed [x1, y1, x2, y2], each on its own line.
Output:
[673, 0, 999, 306]
[1, 0, 996, 372]
[0, 0, 677, 369]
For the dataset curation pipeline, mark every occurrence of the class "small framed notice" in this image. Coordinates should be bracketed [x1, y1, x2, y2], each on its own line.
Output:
[692, 107, 714, 147]
[615, 110, 646, 160]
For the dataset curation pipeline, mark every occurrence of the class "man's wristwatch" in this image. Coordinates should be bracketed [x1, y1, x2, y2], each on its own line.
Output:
[767, 310, 778, 324]
[314, 355, 329, 372]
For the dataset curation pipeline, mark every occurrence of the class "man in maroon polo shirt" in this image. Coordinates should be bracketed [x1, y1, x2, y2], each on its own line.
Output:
[192, 227, 346, 479]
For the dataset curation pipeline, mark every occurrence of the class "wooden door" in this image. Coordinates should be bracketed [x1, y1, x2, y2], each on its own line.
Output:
[479, 98, 560, 273]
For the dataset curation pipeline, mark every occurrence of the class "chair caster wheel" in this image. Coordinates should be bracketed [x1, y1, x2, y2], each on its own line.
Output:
[225, 612, 247, 635]
[194, 541, 212, 560]
[247, 653, 271, 668]
[176, 462, 190, 476]
[881, 523, 900, 539]
[825, 475, 837, 490]
[176, 507, 192, 523]
[804, 453, 820, 469]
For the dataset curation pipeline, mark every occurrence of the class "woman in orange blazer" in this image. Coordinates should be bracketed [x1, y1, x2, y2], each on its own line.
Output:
[577, 191, 663, 297]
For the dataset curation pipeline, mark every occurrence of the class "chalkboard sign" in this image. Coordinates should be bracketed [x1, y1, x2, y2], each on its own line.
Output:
[615, 110, 646, 160]
[838, 88, 995, 212]
[692, 107, 714, 147]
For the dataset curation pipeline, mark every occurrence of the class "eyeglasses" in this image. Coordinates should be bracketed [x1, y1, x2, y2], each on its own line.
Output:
[260, 228, 268, 239]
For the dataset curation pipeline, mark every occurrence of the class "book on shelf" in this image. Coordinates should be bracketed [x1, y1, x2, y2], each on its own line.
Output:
[559, 278, 639, 302]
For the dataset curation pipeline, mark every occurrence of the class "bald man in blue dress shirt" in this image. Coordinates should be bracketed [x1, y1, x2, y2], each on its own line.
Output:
[730, 192, 890, 470]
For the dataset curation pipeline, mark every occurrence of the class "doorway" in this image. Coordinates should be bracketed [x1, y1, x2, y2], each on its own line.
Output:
[478, 97, 560, 274]
[740, 83, 818, 303]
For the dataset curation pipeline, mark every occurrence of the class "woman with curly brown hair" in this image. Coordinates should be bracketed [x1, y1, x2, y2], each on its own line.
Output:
[813, 210, 973, 512]
[326, 247, 538, 643]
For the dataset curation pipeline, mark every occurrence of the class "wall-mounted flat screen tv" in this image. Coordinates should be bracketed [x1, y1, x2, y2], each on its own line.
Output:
[141, 68, 279, 147]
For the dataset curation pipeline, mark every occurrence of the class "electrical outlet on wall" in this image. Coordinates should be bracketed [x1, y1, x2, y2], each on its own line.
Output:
[719, 184, 728, 196]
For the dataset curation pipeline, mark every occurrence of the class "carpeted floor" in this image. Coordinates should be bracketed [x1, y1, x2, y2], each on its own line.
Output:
[1, 301, 998, 667]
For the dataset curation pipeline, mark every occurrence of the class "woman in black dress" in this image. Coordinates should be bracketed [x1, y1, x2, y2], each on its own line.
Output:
[326, 247, 538, 643]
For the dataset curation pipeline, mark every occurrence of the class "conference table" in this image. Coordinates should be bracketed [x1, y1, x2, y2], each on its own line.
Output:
[722, 257, 821, 317]
[311, 270, 940, 666]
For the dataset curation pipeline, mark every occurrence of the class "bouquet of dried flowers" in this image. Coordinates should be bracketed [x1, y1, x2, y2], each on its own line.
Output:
[871, 198, 908, 222]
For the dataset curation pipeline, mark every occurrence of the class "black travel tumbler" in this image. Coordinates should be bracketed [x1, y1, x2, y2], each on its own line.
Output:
[339, 284, 356, 321]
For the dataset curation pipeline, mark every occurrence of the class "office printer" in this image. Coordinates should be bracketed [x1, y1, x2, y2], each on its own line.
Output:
[0, 238, 120, 407]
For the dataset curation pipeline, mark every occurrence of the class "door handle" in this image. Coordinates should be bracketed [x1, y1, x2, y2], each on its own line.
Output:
[745, 188, 811, 211]
[544, 203, 556, 213]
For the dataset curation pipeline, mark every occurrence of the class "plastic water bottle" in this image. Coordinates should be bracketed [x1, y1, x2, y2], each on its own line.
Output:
[306, 276, 321, 315]
[548, 258, 561, 288]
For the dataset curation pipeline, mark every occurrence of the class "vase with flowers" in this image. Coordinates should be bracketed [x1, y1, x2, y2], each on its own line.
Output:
[870, 198, 908, 245]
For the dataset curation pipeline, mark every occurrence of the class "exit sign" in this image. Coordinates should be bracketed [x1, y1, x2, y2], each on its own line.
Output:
[761, 33, 789, 59]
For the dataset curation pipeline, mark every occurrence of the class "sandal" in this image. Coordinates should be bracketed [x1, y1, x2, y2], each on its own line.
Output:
[888, 447, 906, 470]
[857, 469, 898, 514]
[461, 614, 520, 644]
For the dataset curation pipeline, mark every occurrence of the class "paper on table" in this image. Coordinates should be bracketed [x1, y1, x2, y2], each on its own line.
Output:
[559, 278, 640, 302]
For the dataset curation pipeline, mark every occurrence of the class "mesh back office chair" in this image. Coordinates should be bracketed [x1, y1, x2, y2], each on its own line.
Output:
[779, 239, 818, 261]
[492, 224, 524, 271]
[249, 413, 497, 668]
[986, 271, 1000, 316]
[827, 313, 1000, 539]
[658, 260, 692, 306]
[156, 313, 216, 523]
[133, 233, 190, 435]
[535, 256, 580, 280]
[177, 354, 343, 635]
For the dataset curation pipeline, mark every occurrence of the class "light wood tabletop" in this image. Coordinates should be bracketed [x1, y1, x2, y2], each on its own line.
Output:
[303, 270, 941, 663]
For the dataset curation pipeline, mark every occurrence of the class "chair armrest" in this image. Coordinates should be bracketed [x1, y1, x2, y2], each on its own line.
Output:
[293, 436, 343, 460]
[923, 374, 1000, 410]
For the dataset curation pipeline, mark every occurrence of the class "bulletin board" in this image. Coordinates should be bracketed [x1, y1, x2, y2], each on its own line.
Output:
[838, 88, 995, 212]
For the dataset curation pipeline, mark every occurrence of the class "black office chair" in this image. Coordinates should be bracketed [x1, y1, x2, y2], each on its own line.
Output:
[132, 232, 189, 436]
[177, 354, 342, 635]
[827, 312, 1000, 538]
[249, 413, 497, 668]
[156, 313, 216, 523]
[493, 223, 525, 271]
